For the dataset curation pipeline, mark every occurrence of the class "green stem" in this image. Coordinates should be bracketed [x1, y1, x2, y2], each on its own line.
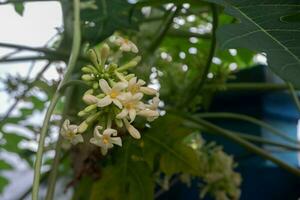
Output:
[32, 0, 81, 199]
[185, 116, 300, 177]
[0, 0, 58, 5]
[196, 112, 299, 144]
[194, 4, 218, 93]
[148, 5, 181, 52]
[0, 56, 61, 63]
[287, 82, 300, 112]
[204, 83, 292, 91]
[234, 131, 300, 151]
[45, 87, 73, 200]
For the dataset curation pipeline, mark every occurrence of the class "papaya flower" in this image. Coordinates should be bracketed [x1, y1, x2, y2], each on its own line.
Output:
[116, 92, 144, 122]
[61, 119, 83, 145]
[90, 126, 122, 155]
[97, 79, 127, 109]
[127, 77, 157, 95]
[114, 36, 139, 53]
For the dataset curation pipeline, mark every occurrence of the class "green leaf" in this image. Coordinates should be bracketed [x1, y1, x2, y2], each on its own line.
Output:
[14, 2, 24, 16]
[207, 0, 300, 87]
[143, 114, 202, 176]
[0, 160, 13, 170]
[0, 176, 9, 194]
[81, 0, 142, 45]
[90, 139, 154, 200]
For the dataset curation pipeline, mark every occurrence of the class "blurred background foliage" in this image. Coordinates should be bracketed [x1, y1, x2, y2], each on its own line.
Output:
[0, 0, 299, 199]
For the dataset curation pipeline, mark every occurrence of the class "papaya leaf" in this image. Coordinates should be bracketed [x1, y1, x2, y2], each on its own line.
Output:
[81, 0, 142, 45]
[143, 114, 202, 176]
[90, 139, 154, 200]
[207, 0, 300, 87]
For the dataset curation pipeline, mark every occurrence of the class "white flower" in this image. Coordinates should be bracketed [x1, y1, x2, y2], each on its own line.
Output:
[90, 126, 122, 155]
[114, 37, 139, 53]
[61, 119, 84, 145]
[127, 77, 157, 95]
[123, 119, 141, 139]
[97, 79, 127, 109]
[116, 92, 144, 122]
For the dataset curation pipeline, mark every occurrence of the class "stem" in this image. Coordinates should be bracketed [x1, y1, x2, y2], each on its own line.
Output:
[193, 4, 218, 95]
[0, 56, 61, 63]
[234, 131, 300, 151]
[167, 28, 211, 39]
[148, 5, 181, 52]
[32, 0, 81, 199]
[287, 82, 300, 112]
[45, 88, 73, 200]
[0, 0, 59, 5]
[185, 115, 300, 177]
[204, 83, 292, 91]
[196, 112, 299, 145]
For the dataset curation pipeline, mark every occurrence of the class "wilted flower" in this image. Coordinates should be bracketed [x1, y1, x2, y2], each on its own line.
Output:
[90, 126, 122, 155]
[114, 37, 139, 53]
[61, 119, 83, 145]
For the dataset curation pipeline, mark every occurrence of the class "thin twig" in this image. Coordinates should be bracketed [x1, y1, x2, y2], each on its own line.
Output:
[0, 62, 51, 126]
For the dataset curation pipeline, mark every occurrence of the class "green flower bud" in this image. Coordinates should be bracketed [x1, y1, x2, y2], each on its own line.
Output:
[100, 43, 110, 65]
[84, 104, 97, 112]
[86, 112, 101, 123]
[78, 121, 88, 133]
[117, 56, 141, 72]
[82, 74, 94, 81]
[93, 82, 99, 89]
[115, 118, 123, 127]
[87, 49, 100, 67]
[78, 110, 87, 117]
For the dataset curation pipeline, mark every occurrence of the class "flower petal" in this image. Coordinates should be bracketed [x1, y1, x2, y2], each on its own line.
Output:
[112, 99, 123, 109]
[63, 119, 70, 131]
[103, 128, 117, 136]
[71, 134, 84, 145]
[129, 77, 137, 86]
[111, 137, 122, 146]
[116, 109, 128, 119]
[113, 82, 127, 91]
[99, 79, 111, 94]
[129, 109, 136, 122]
[97, 96, 112, 107]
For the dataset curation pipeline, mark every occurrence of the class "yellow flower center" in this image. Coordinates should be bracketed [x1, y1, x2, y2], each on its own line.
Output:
[110, 91, 118, 98]
[125, 102, 134, 109]
[102, 135, 110, 144]
[130, 85, 140, 93]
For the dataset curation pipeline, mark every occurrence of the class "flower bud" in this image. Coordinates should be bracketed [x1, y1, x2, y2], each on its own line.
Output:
[83, 94, 98, 105]
[84, 104, 97, 112]
[124, 119, 141, 139]
[115, 118, 123, 127]
[140, 87, 157, 95]
[86, 112, 100, 123]
[78, 110, 87, 117]
[78, 121, 88, 133]
[87, 49, 100, 67]
[82, 74, 94, 81]
[100, 43, 110, 65]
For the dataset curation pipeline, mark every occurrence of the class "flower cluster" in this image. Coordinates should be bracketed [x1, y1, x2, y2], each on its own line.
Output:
[61, 37, 160, 155]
